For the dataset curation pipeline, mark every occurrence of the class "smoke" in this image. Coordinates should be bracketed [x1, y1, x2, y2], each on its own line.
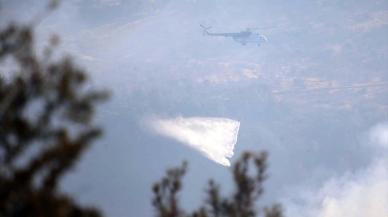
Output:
[369, 122, 388, 148]
[149, 116, 240, 166]
[284, 122, 388, 217]
[285, 160, 387, 217]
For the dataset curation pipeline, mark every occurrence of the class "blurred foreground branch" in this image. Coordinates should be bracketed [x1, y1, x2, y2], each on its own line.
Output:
[152, 152, 283, 217]
[0, 22, 107, 217]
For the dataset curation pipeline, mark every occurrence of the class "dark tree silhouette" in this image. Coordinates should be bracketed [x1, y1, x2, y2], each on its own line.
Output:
[0, 21, 107, 217]
[152, 152, 283, 217]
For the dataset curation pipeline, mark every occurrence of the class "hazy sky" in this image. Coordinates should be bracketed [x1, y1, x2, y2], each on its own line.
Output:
[1, 0, 387, 216]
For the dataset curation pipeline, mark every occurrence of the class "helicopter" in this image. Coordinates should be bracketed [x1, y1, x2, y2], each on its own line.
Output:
[200, 24, 268, 46]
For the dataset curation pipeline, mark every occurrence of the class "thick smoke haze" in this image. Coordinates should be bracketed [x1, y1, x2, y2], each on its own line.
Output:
[284, 123, 388, 217]
[285, 159, 387, 217]
[1, 0, 387, 216]
[369, 122, 388, 148]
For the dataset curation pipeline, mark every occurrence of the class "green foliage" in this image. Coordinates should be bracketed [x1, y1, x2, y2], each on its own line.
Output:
[0, 23, 107, 217]
[152, 152, 283, 217]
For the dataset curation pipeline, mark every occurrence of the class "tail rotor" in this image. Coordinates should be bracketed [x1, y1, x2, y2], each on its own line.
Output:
[200, 24, 212, 35]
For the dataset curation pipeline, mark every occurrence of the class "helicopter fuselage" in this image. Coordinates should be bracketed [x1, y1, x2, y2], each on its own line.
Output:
[201, 27, 268, 46]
